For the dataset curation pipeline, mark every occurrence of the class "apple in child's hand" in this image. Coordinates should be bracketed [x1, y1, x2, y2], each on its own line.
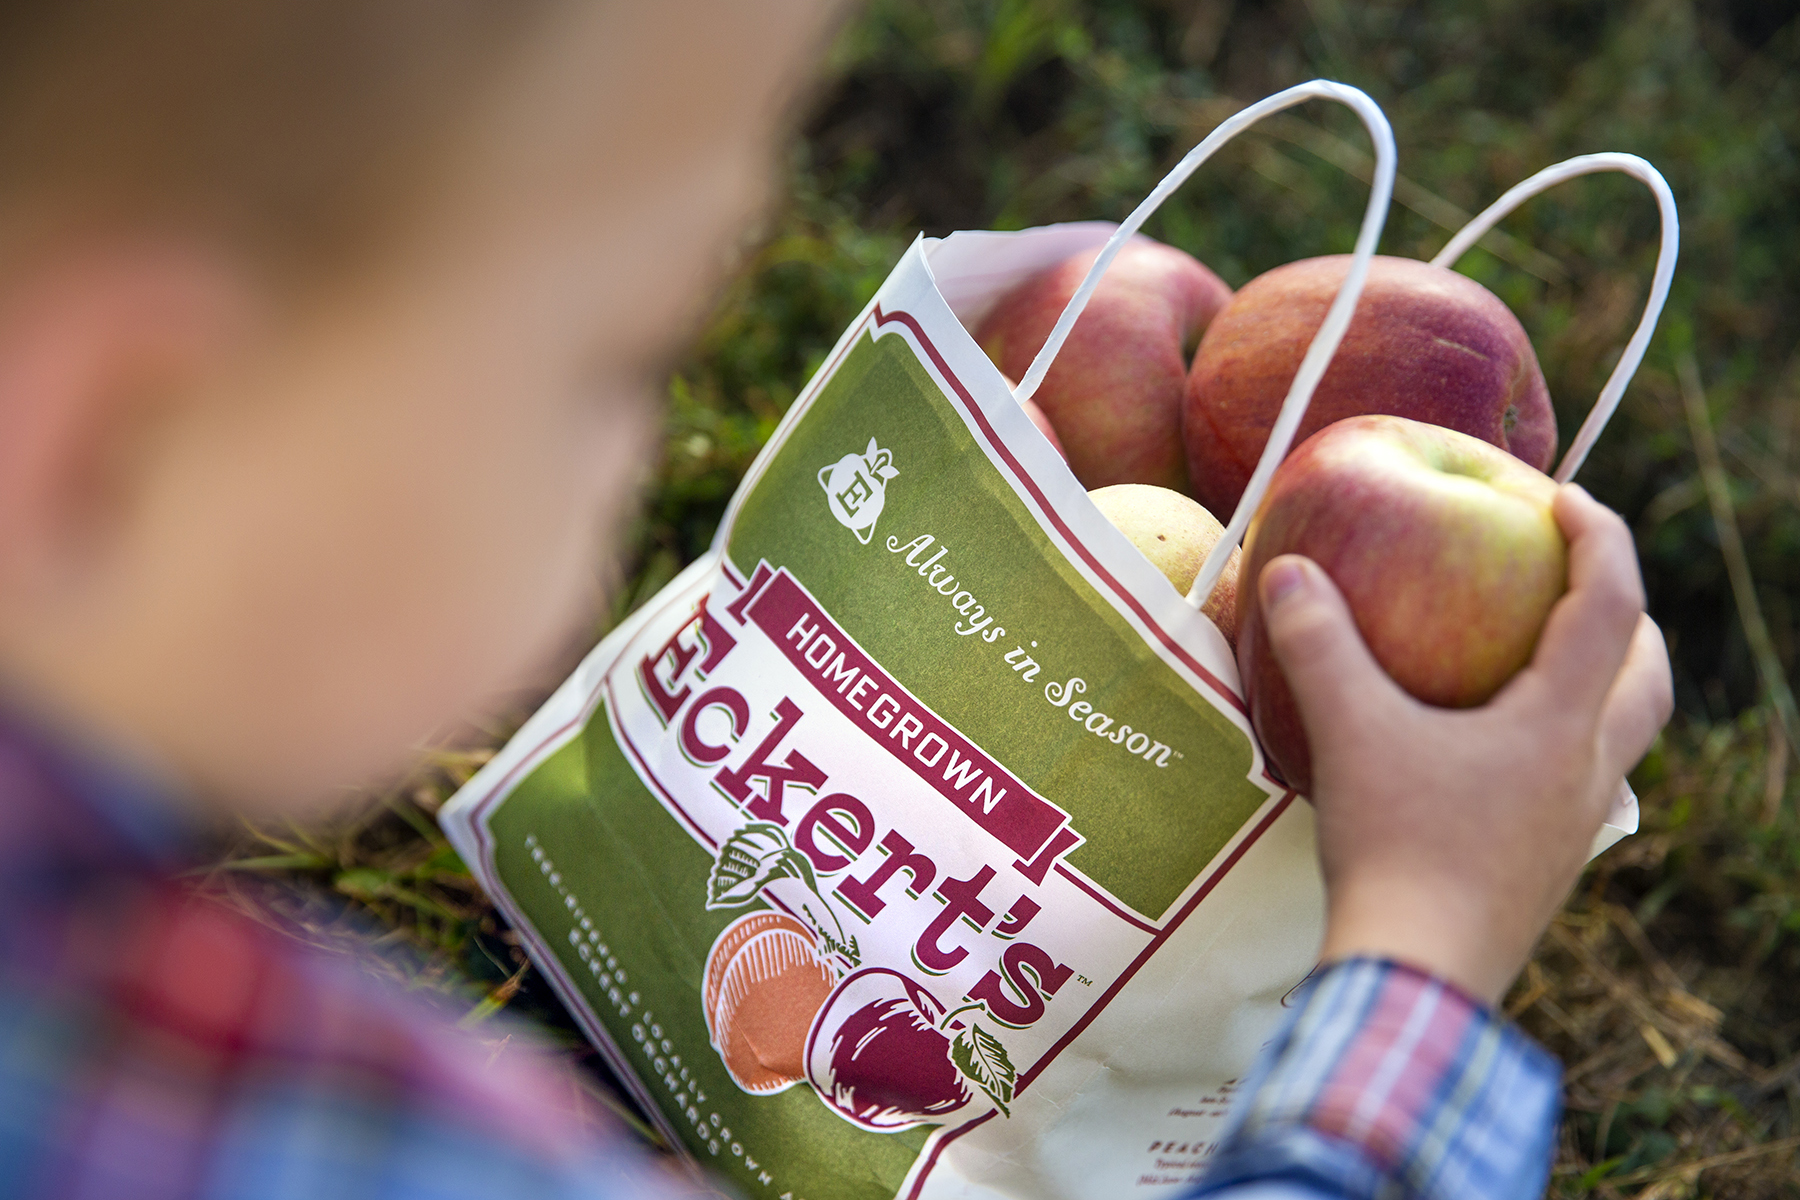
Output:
[978, 237, 1230, 491]
[1090, 484, 1241, 645]
[1184, 255, 1555, 520]
[1237, 415, 1567, 795]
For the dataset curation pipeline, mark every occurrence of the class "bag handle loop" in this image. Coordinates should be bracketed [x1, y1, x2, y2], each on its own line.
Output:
[1429, 153, 1679, 484]
[1010, 80, 1398, 614]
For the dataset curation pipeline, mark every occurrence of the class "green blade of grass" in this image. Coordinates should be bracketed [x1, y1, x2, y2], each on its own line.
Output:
[209, 853, 330, 873]
[1678, 353, 1800, 765]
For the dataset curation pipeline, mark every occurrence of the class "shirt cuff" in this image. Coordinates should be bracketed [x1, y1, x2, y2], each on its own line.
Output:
[1193, 958, 1562, 1200]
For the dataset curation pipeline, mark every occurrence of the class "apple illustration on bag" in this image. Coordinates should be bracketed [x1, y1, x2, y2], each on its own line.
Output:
[805, 968, 1018, 1132]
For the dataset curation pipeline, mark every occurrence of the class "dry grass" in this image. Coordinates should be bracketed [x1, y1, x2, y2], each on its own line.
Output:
[1517, 713, 1800, 1197]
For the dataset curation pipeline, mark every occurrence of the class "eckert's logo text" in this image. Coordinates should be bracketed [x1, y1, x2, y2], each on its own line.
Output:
[633, 563, 1081, 1030]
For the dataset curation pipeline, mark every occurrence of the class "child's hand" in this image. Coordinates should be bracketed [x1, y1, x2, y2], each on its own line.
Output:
[1257, 484, 1673, 1005]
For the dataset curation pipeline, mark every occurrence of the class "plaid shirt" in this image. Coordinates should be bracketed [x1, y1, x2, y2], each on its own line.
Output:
[0, 713, 1559, 1199]
[0, 716, 690, 1199]
[1190, 959, 1562, 1199]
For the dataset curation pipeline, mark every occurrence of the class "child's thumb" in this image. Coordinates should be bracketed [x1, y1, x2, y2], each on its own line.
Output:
[1259, 556, 1396, 732]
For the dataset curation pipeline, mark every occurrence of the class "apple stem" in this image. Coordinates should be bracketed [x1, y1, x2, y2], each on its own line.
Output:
[939, 1001, 987, 1031]
[800, 899, 859, 967]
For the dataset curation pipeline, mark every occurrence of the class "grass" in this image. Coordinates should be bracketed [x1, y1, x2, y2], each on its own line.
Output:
[1531, 710, 1800, 1196]
[213, 1, 1800, 1194]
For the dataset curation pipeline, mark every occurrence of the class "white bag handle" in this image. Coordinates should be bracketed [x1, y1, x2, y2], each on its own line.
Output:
[1009, 81, 1398, 614]
[1429, 152, 1679, 484]
[1436, 156, 1675, 860]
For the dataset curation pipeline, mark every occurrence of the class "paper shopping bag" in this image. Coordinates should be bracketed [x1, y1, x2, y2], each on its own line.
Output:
[438, 80, 1668, 1199]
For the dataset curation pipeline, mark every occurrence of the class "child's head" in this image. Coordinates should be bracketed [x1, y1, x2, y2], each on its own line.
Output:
[0, 0, 842, 815]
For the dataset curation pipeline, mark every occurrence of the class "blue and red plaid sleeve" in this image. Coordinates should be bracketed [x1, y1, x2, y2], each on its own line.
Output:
[0, 884, 701, 1200]
[1190, 957, 1562, 1200]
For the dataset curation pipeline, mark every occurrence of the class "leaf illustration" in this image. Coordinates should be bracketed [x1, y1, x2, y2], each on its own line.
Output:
[704, 823, 861, 969]
[706, 823, 806, 909]
[950, 1021, 1017, 1117]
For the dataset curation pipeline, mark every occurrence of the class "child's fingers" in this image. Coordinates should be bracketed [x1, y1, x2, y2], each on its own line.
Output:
[1259, 555, 1404, 747]
[1511, 485, 1645, 720]
[1596, 614, 1674, 781]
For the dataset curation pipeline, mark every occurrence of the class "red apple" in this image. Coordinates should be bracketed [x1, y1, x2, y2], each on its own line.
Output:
[998, 371, 1067, 460]
[1089, 484, 1241, 645]
[977, 237, 1231, 492]
[1237, 415, 1566, 794]
[1185, 255, 1555, 521]
[1020, 395, 1066, 459]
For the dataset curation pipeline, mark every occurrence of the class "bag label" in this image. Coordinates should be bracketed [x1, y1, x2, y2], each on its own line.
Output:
[449, 278, 1297, 1200]
[743, 566, 1068, 862]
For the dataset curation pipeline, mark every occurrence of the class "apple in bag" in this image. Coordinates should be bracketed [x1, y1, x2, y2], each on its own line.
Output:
[997, 371, 1067, 460]
[1236, 415, 1567, 794]
[1089, 483, 1241, 646]
[977, 237, 1230, 492]
[1021, 395, 1065, 456]
[1185, 254, 1556, 520]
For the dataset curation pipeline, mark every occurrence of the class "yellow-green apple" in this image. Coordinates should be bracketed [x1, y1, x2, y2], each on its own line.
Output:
[1237, 415, 1566, 793]
[1090, 484, 1241, 645]
[1185, 255, 1555, 520]
[977, 237, 1230, 491]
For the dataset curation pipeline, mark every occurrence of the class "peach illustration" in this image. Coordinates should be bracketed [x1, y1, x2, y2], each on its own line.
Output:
[702, 910, 836, 1094]
[702, 910, 796, 1040]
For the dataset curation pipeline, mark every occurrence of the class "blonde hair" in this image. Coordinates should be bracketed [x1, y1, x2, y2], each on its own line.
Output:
[0, 0, 564, 274]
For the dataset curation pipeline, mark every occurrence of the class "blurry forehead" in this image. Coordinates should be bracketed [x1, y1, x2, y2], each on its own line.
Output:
[345, 0, 843, 377]
[452, 1, 838, 217]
